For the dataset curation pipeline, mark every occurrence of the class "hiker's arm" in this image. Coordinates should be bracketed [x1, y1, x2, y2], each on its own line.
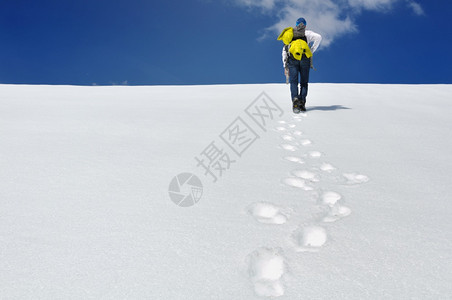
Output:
[306, 31, 322, 53]
[282, 46, 288, 69]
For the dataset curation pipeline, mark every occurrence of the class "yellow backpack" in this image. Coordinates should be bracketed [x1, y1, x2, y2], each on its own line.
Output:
[277, 27, 312, 60]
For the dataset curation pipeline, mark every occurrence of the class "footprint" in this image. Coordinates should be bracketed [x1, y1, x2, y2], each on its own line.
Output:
[292, 170, 319, 182]
[320, 163, 336, 173]
[293, 113, 307, 119]
[321, 191, 342, 206]
[280, 144, 298, 152]
[293, 226, 327, 251]
[282, 177, 313, 191]
[287, 124, 296, 128]
[322, 205, 352, 223]
[299, 139, 312, 146]
[278, 121, 287, 124]
[343, 173, 369, 185]
[247, 202, 289, 225]
[274, 126, 287, 132]
[248, 247, 286, 297]
[283, 156, 304, 164]
[292, 130, 303, 136]
[308, 151, 322, 158]
[281, 134, 296, 142]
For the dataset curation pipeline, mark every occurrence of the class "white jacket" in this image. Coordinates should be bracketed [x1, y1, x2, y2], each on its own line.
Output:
[282, 30, 322, 68]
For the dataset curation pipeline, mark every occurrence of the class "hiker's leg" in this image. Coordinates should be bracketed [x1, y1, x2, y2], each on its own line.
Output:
[299, 58, 311, 103]
[288, 58, 300, 100]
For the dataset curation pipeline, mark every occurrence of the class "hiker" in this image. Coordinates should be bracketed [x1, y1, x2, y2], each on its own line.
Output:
[278, 17, 322, 112]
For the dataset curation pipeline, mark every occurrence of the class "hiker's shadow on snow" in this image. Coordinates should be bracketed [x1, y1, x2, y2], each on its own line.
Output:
[306, 105, 351, 112]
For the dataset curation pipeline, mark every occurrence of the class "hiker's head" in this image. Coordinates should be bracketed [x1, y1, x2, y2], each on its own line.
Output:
[296, 18, 306, 27]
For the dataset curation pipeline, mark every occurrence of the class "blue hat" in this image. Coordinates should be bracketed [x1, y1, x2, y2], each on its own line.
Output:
[296, 18, 306, 26]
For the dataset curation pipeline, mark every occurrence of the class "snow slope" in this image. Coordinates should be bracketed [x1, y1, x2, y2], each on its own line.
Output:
[0, 83, 451, 299]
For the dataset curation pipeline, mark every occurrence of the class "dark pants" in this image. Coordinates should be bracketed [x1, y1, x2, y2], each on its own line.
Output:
[288, 56, 311, 103]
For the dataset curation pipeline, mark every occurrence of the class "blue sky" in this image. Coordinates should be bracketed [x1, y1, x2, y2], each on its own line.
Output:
[0, 0, 450, 85]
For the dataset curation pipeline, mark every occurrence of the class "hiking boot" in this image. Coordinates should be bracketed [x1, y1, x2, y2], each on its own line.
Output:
[292, 97, 301, 114]
[300, 98, 306, 112]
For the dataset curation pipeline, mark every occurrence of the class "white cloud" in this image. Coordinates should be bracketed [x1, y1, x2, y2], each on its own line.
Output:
[262, 0, 357, 47]
[232, 0, 424, 47]
[235, 0, 277, 11]
[347, 0, 395, 11]
[406, 0, 424, 15]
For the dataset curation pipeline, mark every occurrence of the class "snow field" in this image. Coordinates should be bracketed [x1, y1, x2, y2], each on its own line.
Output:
[1, 83, 451, 299]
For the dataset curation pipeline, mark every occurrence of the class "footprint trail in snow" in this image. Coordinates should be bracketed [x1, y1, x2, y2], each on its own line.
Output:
[245, 114, 369, 297]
